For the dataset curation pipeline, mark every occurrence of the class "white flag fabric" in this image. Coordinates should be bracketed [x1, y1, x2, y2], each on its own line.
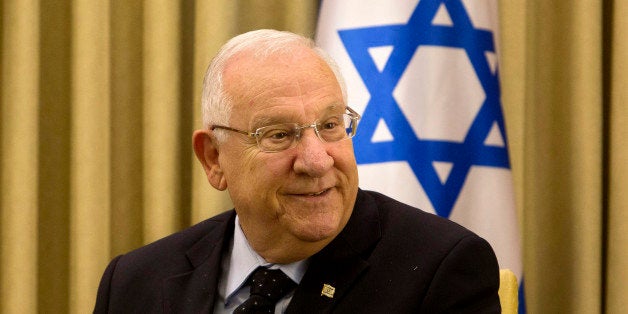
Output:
[316, 0, 524, 311]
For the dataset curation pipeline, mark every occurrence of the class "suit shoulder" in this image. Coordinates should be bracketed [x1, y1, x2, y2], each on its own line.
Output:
[363, 190, 474, 239]
[362, 191, 484, 253]
[113, 210, 234, 274]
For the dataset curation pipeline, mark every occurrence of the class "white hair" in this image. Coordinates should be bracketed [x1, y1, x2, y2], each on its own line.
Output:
[200, 29, 347, 141]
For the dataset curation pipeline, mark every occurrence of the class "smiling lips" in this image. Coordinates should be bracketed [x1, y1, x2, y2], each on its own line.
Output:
[289, 188, 331, 197]
[307, 189, 329, 196]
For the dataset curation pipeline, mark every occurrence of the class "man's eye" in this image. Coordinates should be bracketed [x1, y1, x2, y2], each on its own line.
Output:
[320, 116, 344, 130]
[264, 129, 293, 140]
[269, 132, 289, 139]
[322, 122, 338, 130]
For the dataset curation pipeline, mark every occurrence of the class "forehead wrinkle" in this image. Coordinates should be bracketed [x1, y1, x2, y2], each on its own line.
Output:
[295, 78, 304, 108]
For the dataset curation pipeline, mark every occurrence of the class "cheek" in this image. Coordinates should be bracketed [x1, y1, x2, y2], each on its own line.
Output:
[233, 153, 293, 193]
[330, 145, 358, 177]
[220, 148, 261, 188]
[257, 153, 296, 177]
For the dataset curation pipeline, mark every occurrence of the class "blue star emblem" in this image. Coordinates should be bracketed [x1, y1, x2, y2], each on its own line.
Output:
[339, 0, 511, 218]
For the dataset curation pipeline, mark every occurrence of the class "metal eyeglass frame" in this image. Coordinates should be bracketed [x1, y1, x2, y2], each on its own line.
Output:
[210, 106, 361, 152]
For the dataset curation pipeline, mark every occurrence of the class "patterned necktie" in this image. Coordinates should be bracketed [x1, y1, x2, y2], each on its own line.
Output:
[234, 267, 297, 314]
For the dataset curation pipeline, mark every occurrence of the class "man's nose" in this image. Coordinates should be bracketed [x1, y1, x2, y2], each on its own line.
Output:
[292, 128, 333, 177]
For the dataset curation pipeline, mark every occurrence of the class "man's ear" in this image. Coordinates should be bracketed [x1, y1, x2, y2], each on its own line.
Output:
[192, 129, 228, 190]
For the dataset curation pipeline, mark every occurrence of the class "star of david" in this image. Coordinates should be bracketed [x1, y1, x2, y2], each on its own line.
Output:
[338, 0, 511, 218]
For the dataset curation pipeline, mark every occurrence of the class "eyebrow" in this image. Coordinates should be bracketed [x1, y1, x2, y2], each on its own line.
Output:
[250, 115, 295, 130]
[250, 104, 345, 129]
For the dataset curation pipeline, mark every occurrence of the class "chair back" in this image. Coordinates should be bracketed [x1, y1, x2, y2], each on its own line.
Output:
[499, 269, 518, 313]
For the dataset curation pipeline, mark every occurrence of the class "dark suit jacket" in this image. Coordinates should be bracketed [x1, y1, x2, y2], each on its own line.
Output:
[94, 189, 500, 313]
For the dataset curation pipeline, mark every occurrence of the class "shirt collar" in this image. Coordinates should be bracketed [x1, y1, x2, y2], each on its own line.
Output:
[224, 215, 309, 304]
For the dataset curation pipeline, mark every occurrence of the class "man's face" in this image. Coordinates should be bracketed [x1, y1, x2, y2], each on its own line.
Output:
[217, 46, 359, 259]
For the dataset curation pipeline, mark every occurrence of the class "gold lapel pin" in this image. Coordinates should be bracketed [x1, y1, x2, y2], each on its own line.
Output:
[321, 283, 335, 298]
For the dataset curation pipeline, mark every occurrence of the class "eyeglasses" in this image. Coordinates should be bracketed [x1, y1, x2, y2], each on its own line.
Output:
[210, 107, 361, 153]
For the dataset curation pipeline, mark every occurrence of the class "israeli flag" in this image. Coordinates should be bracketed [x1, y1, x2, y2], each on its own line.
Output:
[316, 0, 525, 311]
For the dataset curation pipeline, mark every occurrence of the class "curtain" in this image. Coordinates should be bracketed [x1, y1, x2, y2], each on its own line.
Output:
[500, 0, 627, 313]
[0, 0, 625, 313]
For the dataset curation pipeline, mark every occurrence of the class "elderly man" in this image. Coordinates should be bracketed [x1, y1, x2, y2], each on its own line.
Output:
[94, 29, 500, 313]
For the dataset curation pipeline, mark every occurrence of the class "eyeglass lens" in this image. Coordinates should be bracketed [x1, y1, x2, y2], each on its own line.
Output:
[256, 113, 357, 152]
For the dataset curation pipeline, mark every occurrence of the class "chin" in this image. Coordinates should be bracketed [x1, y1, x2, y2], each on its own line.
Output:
[295, 228, 336, 243]
[289, 215, 346, 243]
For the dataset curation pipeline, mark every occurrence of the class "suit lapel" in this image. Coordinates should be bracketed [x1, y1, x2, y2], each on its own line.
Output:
[162, 211, 236, 313]
[286, 190, 381, 313]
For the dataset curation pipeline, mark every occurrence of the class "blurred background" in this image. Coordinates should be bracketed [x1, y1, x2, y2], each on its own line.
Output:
[1, 0, 626, 313]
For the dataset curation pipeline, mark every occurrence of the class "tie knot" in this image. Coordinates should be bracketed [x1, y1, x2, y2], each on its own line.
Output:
[249, 268, 296, 302]
[233, 267, 296, 314]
